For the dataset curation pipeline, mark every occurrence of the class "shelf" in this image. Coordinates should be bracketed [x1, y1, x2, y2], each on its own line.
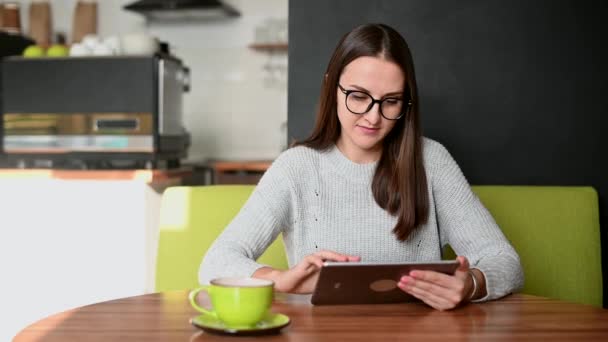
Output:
[248, 43, 288, 52]
[206, 159, 273, 185]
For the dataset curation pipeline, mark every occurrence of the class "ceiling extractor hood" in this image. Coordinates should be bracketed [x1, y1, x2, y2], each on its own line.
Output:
[124, 0, 240, 22]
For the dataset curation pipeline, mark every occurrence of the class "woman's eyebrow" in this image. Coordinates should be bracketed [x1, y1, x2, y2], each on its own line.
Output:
[348, 84, 403, 97]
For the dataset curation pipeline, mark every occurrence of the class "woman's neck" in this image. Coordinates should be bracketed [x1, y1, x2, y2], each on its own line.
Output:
[335, 138, 382, 164]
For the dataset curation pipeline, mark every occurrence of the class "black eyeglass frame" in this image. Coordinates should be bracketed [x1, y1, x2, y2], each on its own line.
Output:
[337, 84, 413, 120]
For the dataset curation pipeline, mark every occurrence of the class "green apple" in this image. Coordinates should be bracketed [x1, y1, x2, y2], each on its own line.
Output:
[46, 44, 69, 57]
[23, 45, 45, 58]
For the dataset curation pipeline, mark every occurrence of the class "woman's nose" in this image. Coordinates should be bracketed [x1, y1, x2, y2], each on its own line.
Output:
[364, 102, 382, 124]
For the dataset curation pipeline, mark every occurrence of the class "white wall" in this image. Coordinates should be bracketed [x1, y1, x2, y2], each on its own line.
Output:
[12, 0, 288, 161]
[0, 178, 168, 341]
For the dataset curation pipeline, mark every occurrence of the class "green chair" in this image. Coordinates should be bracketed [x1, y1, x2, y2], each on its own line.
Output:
[157, 185, 603, 307]
[444, 186, 603, 307]
[155, 185, 287, 292]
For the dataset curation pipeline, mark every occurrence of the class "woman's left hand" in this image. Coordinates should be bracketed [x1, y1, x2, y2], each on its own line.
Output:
[398, 256, 473, 311]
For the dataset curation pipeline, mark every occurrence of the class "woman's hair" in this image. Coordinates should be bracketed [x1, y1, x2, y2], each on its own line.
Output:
[295, 23, 429, 241]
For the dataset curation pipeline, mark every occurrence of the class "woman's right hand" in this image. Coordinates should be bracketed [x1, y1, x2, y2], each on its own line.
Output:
[253, 250, 360, 294]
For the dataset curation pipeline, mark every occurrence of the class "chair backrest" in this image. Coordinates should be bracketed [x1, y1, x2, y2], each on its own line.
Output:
[157, 185, 603, 307]
[445, 186, 602, 307]
[156, 185, 287, 292]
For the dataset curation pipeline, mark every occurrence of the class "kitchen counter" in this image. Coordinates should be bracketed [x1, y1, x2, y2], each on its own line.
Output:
[206, 159, 273, 184]
[0, 167, 191, 341]
[0, 168, 192, 183]
[209, 160, 272, 172]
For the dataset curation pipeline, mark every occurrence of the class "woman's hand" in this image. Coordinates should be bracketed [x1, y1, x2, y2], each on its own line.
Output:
[397, 256, 476, 311]
[253, 250, 360, 294]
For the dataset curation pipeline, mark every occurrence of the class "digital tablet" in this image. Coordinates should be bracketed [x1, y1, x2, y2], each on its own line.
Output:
[311, 260, 460, 305]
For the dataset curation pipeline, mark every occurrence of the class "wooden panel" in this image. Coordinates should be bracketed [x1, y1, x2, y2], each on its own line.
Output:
[209, 160, 272, 185]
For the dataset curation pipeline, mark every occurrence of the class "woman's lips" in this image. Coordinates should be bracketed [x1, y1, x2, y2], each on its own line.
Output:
[357, 125, 380, 134]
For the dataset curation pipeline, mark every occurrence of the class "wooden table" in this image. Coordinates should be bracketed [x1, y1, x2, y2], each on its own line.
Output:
[14, 291, 608, 341]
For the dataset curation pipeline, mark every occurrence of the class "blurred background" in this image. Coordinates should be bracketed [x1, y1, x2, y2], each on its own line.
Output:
[1, 0, 287, 169]
[1, 0, 607, 340]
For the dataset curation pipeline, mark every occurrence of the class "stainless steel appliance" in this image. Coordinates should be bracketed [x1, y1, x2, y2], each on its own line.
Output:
[1, 54, 190, 168]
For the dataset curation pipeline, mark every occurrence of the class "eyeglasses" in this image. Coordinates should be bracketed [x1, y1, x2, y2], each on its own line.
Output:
[338, 84, 412, 120]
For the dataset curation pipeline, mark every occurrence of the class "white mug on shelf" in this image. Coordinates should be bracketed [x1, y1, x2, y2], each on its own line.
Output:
[81, 34, 101, 50]
[69, 43, 91, 56]
[104, 36, 122, 55]
[121, 33, 159, 55]
[91, 43, 113, 56]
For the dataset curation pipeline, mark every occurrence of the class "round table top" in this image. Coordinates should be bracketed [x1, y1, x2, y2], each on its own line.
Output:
[14, 291, 608, 341]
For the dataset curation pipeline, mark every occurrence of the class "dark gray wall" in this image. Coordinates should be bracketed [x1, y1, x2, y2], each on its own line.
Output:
[288, 0, 607, 306]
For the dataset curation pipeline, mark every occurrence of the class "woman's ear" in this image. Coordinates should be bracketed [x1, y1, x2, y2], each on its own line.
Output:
[324, 73, 328, 82]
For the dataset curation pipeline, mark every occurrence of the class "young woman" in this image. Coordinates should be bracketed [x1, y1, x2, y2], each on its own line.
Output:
[199, 23, 523, 310]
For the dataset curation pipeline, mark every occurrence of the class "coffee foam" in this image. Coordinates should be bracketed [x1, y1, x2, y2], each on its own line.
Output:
[212, 277, 274, 288]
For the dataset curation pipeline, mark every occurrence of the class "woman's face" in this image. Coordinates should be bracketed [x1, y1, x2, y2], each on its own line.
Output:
[336, 56, 405, 163]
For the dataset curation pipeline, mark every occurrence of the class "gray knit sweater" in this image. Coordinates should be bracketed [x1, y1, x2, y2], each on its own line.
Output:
[199, 138, 524, 301]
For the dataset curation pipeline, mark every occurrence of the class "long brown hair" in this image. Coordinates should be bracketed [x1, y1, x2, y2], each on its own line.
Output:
[295, 23, 429, 241]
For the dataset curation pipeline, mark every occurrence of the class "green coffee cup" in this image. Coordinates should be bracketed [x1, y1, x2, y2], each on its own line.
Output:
[189, 277, 274, 328]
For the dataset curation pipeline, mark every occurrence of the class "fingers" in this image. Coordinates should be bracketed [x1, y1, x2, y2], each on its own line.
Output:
[407, 256, 471, 288]
[313, 250, 360, 263]
[298, 251, 358, 294]
[300, 250, 360, 270]
[276, 266, 318, 293]
[293, 250, 360, 281]
[457, 255, 470, 271]
[279, 250, 361, 294]
[405, 270, 462, 291]
[454, 256, 470, 279]
[400, 274, 462, 304]
[398, 257, 474, 310]
[398, 280, 455, 311]
[302, 255, 324, 269]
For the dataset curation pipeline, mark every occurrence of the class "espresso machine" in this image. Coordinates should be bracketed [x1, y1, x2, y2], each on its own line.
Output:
[1, 54, 190, 169]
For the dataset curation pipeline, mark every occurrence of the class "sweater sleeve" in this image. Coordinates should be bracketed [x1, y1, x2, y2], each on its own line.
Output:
[198, 154, 293, 285]
[428, 141, 524, 301]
